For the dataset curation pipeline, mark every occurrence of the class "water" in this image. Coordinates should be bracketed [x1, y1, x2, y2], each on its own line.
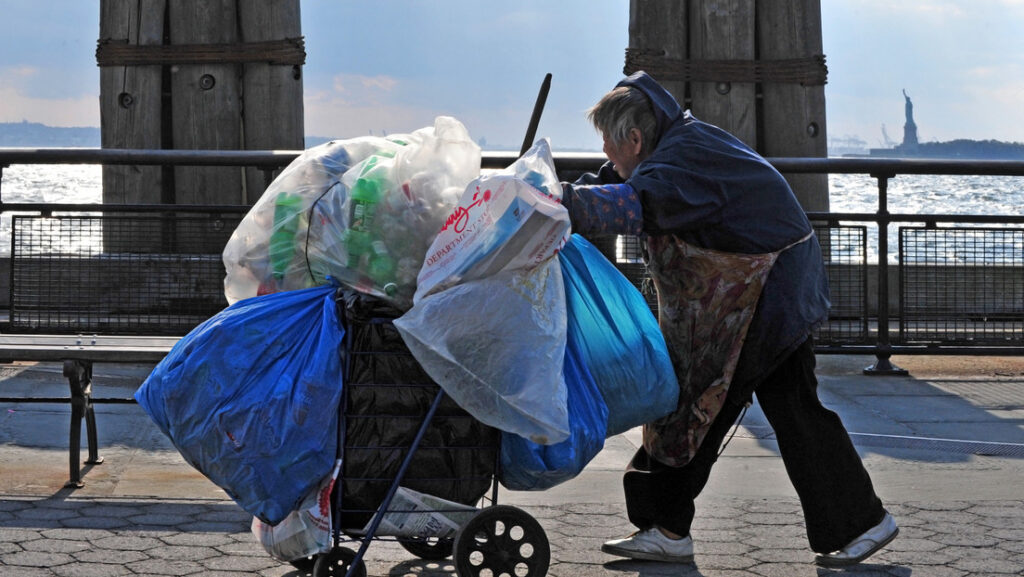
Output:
[1, 163, 101, 205]
[828, 173, 1024, 262]
[2, 164, 1023, 260]
[829, 173, 1024, 216]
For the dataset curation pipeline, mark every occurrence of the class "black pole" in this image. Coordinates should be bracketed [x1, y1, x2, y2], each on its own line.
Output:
[864, 172, 909, 376]
[519, 73, 553, 157]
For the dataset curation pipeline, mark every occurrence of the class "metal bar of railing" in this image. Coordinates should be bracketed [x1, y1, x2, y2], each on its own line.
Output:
[0, 202, 249, 214]
[3, 149, 1024, 366]
[811, 212, 1024, 224]
[864, 174, 906, 375]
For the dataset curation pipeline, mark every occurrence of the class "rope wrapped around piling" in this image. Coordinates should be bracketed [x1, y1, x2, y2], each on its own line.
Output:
[625, 48, 827, 86]
[96, 37, 306, 66]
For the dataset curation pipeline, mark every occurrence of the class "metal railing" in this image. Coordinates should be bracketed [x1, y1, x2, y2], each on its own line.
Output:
[778, 158, 1024, 373]
[3, 148, 1024, 373]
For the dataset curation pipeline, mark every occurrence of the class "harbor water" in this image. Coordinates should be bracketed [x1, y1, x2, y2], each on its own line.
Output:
[1, 164, 1023, 261]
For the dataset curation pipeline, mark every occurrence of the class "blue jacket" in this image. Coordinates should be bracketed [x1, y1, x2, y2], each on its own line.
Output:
[563, 71, 830, 402]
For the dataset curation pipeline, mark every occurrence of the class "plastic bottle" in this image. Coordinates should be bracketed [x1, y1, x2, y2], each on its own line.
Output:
[349, 175, 381, 233]
[268, 192, 303, 279]
[345, 155, 389, 279]
[343, 228, 370, 271]
[367, 240, 398, 296]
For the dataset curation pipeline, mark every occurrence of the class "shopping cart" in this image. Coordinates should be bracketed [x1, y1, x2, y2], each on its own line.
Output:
[296, 291, 550, 577]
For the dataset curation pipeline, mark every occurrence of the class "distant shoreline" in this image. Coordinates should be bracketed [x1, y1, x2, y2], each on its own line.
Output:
[0, 121, 100, 148]
[4, 121, 1020, 158]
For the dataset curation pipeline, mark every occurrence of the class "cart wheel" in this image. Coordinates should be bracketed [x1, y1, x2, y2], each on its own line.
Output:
[313, 546, 366, 577]
[288, 554, 317, 573]
[399, 536, 454, 560]
[452, 505, 549, 577]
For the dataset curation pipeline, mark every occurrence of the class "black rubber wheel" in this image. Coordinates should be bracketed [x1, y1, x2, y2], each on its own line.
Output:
[399, 537, 454, 560]
[288, 554, 317, 573]
[452, 505, 549, 577]
[313, 546, 367, 577]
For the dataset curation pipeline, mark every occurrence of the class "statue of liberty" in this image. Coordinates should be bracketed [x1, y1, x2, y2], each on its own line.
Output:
[901, 89, 919, 149]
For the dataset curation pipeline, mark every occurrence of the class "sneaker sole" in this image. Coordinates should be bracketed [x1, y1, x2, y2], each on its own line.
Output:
[815, 526, 900, 568]
[601, 543, 694, 564]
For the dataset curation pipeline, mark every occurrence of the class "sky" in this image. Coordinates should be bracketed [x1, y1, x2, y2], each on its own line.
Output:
[1, 0, 1023, 152]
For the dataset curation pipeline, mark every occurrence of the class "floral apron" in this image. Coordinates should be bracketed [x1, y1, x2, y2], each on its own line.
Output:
[642, 232, 813, 467]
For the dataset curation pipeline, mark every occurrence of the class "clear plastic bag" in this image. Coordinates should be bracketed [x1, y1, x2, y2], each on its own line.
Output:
[395, 140, 573, 444]
[223, 116, 480, 310]
[412, 138, 567, 302]
[396, 260, 570, 444]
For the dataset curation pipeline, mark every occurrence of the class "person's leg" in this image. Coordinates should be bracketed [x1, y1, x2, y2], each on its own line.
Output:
[621, 398, 746, 537]
[755, 338, 887, 553]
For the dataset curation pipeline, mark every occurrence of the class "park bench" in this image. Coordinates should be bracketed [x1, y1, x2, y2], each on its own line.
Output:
[0, 208, 245, 487]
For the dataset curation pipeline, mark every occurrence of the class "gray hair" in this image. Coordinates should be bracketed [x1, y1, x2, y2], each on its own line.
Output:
[586, 86, 659, 157]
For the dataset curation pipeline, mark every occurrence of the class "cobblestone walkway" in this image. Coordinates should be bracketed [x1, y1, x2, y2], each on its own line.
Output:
[3, 494, 1023, 576]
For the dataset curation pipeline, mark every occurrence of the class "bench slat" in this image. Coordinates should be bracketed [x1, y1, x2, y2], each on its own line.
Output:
[0, 335, 179, 362]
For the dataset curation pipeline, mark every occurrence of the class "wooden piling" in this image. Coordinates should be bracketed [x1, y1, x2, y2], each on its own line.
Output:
[99, 0, 166, 205]
[689, 0, 757, 146]
[758, 0, 829, 212]
[628, 0, 688, 114]
[239, 0, 304, 205]
[168, 0, 244, 206]
[626, 0, 829, 211]
[98, 0, 303, 207]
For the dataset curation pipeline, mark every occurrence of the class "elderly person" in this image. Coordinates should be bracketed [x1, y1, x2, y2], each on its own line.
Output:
[560, 71, 897, 567]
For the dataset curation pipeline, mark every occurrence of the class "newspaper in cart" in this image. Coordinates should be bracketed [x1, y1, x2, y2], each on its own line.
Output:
[357, 487, 478, 539]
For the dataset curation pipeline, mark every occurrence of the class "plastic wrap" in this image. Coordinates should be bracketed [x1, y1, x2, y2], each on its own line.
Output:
[412, 138, 568, 302]
[395, 139, 572, 444]
[223, 116, 480, 310]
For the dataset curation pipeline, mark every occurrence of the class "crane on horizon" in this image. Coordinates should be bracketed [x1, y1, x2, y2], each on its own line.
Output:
[880, 124, 897, 148]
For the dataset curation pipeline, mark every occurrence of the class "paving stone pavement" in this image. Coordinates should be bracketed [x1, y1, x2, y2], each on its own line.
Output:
[2, 356, 1024, 576]
[2, 494, 1023, 576]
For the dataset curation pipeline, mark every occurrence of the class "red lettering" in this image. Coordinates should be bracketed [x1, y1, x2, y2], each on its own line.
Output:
[440, 187, 490, 233]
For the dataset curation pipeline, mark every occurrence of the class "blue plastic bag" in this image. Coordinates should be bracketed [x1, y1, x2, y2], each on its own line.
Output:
[135, 284, 345, 525]
[498, 333, 608, 491]
[559, 234, 679, 437]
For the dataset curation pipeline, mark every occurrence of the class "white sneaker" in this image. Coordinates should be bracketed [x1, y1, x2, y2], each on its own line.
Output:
[601, 528, 695, 563]
[815, 511, 899, 567]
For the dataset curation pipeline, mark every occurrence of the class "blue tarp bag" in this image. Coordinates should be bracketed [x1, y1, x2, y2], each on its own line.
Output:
[135, 284, 345, 525]
[498, 332, 608, 491]
[558, 234, 679, 437]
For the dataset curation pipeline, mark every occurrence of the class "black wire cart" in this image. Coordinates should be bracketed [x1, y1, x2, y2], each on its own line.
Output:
[296, 291, 550, 577]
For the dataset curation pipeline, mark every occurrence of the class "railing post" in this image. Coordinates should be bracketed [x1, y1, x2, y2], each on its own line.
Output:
[864, 172, 909, 376]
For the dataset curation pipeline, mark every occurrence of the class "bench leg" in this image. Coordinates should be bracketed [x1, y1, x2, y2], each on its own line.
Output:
[63, 360, 103, 488]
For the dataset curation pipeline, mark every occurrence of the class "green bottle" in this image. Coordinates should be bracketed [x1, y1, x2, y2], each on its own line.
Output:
[268, 192, 303, 279]
[349, 175, 381, 234]
[346, 155, 388, 276]
[367, 240, 397, 295]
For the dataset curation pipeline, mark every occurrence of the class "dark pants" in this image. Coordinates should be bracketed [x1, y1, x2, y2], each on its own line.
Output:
[623, 338, 885, 553]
